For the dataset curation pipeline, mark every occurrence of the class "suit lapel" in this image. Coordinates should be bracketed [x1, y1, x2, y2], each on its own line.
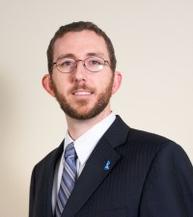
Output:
[62, 116, 130, 217]
[44, 143, 64, 217]
[62, 140, 120, 217]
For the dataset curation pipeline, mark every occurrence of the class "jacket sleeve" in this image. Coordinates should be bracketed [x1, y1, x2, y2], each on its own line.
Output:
[140, 142, 193, 217]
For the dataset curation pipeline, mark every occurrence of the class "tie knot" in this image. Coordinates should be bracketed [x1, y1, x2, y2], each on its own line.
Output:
[65, 142, 76, 160]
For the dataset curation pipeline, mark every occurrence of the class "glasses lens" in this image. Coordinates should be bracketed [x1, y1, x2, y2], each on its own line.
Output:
[56, 58, 75, 73]
[85, 57, 105, 72]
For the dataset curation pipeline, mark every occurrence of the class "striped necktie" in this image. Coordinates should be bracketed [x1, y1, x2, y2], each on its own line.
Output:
[55, 142, 77, 217]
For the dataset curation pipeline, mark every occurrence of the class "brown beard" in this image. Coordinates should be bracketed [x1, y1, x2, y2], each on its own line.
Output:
[51, 78, 114, 120]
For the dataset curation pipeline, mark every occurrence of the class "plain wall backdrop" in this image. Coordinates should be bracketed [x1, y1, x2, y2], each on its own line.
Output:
[0, 0, 193, 216]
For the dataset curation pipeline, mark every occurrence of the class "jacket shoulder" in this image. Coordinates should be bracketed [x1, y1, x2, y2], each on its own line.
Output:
[33, 142, 63, 170]
[119, 126, 180, 163]
[128, 127, 173, 146]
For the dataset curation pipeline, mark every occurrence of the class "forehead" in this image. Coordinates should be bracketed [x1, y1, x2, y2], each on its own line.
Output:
[53, 30, 109, 60]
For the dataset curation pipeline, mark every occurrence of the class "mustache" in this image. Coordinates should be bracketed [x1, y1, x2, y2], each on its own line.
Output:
[70, 84, 95, 92]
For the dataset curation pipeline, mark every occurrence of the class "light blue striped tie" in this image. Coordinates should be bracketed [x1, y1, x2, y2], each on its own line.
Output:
[55, 143, 77, 217]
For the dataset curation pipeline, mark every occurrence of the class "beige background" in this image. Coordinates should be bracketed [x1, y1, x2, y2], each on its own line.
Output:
[0, 0, 193, 216]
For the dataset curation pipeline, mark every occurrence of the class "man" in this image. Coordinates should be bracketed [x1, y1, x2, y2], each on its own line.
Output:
[29, 21, 193, 217]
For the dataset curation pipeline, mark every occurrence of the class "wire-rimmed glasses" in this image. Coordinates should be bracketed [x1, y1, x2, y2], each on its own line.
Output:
[52, 56, 110, 73]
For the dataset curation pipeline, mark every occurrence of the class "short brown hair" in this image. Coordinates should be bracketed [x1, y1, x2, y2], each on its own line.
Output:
[47, 21, 117, 74]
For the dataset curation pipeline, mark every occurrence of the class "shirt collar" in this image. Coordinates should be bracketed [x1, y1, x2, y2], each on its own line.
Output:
[64, 112, 116, 166]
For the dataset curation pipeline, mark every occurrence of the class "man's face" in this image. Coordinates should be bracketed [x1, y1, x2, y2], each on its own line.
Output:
[45, 30, 120, 120]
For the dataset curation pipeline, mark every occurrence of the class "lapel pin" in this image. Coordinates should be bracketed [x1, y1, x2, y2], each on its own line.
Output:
[104, 160, 111, 171]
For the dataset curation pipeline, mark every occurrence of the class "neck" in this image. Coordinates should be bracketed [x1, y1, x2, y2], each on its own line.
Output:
[66, 106, 112, 140]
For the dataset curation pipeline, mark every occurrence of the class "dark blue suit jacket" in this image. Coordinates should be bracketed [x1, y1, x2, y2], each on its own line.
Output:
[29, 116, 193, 217]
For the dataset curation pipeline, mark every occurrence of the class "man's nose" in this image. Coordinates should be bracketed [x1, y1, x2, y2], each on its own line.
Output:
[73, 61, 87, 81]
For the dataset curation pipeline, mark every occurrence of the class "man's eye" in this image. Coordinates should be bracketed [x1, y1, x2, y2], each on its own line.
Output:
[60, 60, 73, 66]
[92, 60, 100, 65]
[89, 60, 102, 65]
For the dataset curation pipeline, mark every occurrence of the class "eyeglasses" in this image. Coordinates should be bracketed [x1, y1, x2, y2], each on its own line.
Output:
[52, 56, 110, 73]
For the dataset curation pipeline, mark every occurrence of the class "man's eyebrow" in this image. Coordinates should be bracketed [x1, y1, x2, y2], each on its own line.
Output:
[55, 52, 106, 62]
[86, 52, 105, 57]
[55, 53, 76, 61]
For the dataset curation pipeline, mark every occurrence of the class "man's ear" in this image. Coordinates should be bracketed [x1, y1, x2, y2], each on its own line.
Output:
[112, 71, 122, 95]
[42, 74, 56, 97]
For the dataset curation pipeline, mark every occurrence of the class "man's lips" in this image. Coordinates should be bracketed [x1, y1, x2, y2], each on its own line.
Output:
[72, 89, 94, 96]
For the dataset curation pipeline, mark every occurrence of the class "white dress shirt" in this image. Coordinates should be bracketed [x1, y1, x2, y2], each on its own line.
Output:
[52, 112, 116, 213]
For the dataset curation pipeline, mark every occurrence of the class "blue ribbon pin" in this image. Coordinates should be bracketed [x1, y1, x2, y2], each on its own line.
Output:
[104, 160, 111, 171]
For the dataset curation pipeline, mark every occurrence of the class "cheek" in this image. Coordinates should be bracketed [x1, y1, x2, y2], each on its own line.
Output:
[52, 74, 71, 91]
[92, 73, 111, 86]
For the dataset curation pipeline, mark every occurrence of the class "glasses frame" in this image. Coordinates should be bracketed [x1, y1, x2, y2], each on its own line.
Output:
[52, 56, 110, 73]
